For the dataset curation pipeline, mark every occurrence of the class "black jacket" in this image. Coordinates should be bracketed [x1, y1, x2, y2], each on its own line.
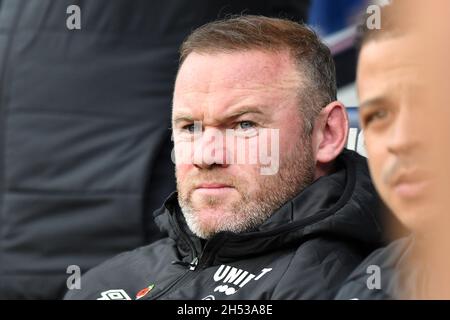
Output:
[0, 0, 310, 299]
[335, 237, 413, 300]
[65, 150, 387, 300]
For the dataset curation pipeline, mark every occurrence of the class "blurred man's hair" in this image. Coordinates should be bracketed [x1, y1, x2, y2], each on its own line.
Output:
[179, 15, 337, 134]
[357, 0, 414, 49]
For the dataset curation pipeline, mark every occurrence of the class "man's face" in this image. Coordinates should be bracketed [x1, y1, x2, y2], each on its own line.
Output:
[172, 50, 316, 239]
[358, 36, 443, 233]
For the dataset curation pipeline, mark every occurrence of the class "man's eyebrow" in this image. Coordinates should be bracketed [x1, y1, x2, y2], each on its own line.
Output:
[172, 114, 194, 124]
[172, 107, 266, 124]
[359, 97, 386, 110]
[225, 107, 266, 119]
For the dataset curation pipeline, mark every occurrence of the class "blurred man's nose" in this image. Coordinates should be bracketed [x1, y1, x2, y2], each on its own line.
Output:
[193, 127, 230, 170]
[387, 107, 421, 155]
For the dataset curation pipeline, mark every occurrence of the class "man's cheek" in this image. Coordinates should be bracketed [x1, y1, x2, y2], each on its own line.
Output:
[174, 140, 194, 165]
[176, 164, 192, 180]
[365, 138, 383, 168]
[372, 165, 390, 206]
[256, 128, 280, 176]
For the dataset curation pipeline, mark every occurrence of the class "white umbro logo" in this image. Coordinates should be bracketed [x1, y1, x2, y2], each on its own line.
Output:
[97, 289, 131, 300]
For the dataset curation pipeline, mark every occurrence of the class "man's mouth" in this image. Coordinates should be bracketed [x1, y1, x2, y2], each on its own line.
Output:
[194, 183, 235, 195]
[389, 171, 431, 199]
[196, 183, 232, 188]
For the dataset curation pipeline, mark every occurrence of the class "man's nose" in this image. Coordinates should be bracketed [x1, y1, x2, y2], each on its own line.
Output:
[193, 127, 230, 170]
[387, 108, 421, 155]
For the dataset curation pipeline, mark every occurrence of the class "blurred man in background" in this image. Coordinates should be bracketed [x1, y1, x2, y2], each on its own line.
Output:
[336, 0, 450, 299]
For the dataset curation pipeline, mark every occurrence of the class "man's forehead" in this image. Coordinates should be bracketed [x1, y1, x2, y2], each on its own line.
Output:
[358, 36, 429, 100]
[174, 50, 301, 93]
[359, 36, 427, 74]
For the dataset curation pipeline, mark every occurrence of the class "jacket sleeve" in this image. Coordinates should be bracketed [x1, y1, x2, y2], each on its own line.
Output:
[271, 238, 364, 299]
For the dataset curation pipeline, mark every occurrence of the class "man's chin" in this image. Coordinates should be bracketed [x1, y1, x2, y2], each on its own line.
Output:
[192, 186, 237, 199]
[197, 208, 230, 220]
[388, 197, 440, 234]
[189, 207, 236, 238]
[191, 188, 239, 207]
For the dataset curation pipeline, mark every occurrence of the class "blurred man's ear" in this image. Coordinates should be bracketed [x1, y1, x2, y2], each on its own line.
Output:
[311, 101, 349, 178]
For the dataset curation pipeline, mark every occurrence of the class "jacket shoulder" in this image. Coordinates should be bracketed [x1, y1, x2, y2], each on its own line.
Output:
[272, 237, 368, 299]
[335, 237, 411, 300]
[64, 238, 175, 300]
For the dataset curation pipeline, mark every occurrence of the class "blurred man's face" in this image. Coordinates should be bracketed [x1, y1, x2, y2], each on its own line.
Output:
[172, 50, 316, 239]
[359, 1, 450, 299]
[358, 36, 438, 233]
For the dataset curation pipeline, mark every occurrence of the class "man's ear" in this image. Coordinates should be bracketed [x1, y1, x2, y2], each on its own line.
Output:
[311, 101, 349, 168]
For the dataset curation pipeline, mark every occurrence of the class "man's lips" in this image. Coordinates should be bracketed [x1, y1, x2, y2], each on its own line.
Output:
[193, 183, 235, 195]
[195, 183, 232, 189]
[388, 171, 431, 199]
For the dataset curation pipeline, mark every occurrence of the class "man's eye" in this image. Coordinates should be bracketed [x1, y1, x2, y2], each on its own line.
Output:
[182, 124, 196, 133]
[362, 110, 388, 127]
[236, 121, 256, 130]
